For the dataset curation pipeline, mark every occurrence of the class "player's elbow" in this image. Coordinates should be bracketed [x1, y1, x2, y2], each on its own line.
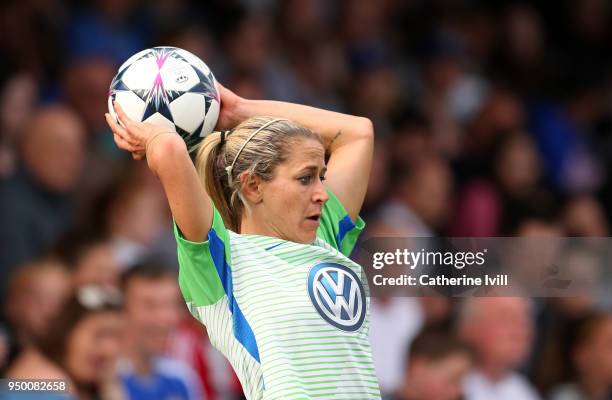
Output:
[356, 117, 374, 140]
[147, 134, 188, 173]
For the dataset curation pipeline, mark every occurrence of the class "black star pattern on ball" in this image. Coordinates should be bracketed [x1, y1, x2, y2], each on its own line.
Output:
[110, 68, 130, 92]
[190, 68, 219, 101]
[176, 124, 203, 150]
[140, 90, 179, 122]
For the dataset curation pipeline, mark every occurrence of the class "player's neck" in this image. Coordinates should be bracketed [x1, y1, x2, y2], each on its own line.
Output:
[240, 215, 282, 239]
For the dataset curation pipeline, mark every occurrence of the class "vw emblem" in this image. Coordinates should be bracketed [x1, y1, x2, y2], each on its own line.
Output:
[307, 263, 366, 332]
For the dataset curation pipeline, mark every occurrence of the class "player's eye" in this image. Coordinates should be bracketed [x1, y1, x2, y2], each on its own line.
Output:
[298, 175, 312, 185]
[298, 171, 325, 185]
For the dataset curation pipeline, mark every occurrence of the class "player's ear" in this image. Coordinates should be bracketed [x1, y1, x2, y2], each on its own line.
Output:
[240, 172, 263, 204]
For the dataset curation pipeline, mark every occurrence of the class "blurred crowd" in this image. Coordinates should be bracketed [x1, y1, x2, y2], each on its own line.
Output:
[1, 0, 612, 399]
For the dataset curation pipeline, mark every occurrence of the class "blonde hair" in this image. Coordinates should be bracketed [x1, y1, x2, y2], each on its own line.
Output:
[195, 116, 323, 232]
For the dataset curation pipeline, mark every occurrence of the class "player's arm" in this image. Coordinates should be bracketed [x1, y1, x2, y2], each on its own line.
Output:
[217, 85, 373, 221]
[105, 104, 212, 242]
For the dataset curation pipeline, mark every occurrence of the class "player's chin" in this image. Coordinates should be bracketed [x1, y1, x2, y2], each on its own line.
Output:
[298, 219, 320, 243]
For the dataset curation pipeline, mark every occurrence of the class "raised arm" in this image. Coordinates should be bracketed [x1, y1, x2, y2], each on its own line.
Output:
[218, 86, 374, 221]
[105, 104, 212, 242]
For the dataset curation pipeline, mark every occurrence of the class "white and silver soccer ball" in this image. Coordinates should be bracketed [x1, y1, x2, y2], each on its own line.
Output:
[108, 46, 220, 152]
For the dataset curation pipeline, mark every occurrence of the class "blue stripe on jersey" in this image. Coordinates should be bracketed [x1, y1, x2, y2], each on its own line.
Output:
[208, 228, 261, 363]
[264, 241, 286, 251]
[336, 215, 356, 249]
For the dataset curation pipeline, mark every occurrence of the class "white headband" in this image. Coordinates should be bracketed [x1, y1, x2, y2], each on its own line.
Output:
[225, 118, 288, 186]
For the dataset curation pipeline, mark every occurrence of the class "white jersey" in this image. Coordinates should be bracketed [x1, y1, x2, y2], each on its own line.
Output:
[174, 189, 381, 399]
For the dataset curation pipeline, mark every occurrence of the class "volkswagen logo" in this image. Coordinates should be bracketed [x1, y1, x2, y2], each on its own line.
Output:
[307, 262, 366, 332]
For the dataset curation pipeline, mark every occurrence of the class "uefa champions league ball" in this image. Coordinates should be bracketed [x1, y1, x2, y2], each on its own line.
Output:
[108, 46, 220, 152]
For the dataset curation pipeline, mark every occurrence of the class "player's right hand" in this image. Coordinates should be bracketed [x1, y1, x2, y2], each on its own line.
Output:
[105, 102, 170, 160]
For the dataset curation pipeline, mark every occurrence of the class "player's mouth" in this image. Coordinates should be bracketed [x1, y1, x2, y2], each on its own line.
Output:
[306, 213, 321, 222]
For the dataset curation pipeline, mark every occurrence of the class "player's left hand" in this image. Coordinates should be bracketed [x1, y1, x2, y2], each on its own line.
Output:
[215, 83, 244, 131]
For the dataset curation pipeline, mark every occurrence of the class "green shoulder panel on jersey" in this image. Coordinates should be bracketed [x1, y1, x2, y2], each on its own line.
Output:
[174, 207, 229, 307]
[317, 188, 365, 257]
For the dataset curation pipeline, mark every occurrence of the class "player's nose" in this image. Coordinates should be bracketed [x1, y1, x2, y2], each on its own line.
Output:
[313, 179, 328, 204]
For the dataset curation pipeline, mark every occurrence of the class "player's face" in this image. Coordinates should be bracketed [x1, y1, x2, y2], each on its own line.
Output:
[259, 139, 328, 243]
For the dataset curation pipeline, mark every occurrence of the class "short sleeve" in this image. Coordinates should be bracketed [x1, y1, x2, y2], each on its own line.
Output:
[174, 207, 231, 307]
[316, 188, 365, 257]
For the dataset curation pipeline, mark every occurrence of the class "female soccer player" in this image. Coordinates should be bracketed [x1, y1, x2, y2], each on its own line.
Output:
[105, 84, 381, 399]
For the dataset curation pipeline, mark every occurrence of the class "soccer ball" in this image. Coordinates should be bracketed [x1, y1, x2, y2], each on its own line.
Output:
[108, 46, 220, 152]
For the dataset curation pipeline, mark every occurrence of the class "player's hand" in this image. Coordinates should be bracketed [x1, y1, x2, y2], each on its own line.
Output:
[105, 102, 172, 160]
[215, 83, 243, 130]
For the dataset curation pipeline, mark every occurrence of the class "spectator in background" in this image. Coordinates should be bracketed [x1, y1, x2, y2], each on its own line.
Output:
[497, 210, 564, 297]
[0, 325, 8, 375]
[119, 263, 204, 400]
[418, 297, 454, 332]
[0, 105, 86, 295]
[226, 71, 266, 100]
[530, 248, 603, 395]
[64, 0, 145, 66]
[491, 3, 547, 97]
[61, 58, 128, 202]
[513, 214, 564, 238]
[348, 54, 399, 136]
[378, 156, 453, 236]
[221, 11, 302, 103]
[364, 221, 425, 394]
[562, 195, 609, 237]
[63, 57, 117, 134]
[104, 164, 173, 269]
[361, 105, 432, 216]
[0, 0, 67, 82]
[361, 139, 391, 217]
[76, 162, 173, 269]
[527, 77, 605, 194]
[158, 23, 215, 75]
[451, 131, 548, 236]
[0, 73, 37, 178]
[6, 287, 125, 400]
[364, 221, 455, 394]
[420, 31, 488, 158]
[494, 133, 544, 204]
[462, 87, 526, 172]
[384, 330, 474, 400]
[53, 229, 120, 290]
[458, 297, 540, 400]
[285, 40, 347, 111]
[2, 258, 70, 372]
[549, 312, 612, 400]
[276, 0, 347, 111]
[368, 153, 455, 390]
[387, 107, 435, 173]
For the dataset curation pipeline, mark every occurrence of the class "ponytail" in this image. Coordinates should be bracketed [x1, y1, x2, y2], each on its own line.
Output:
[195, 131, 242, 231]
